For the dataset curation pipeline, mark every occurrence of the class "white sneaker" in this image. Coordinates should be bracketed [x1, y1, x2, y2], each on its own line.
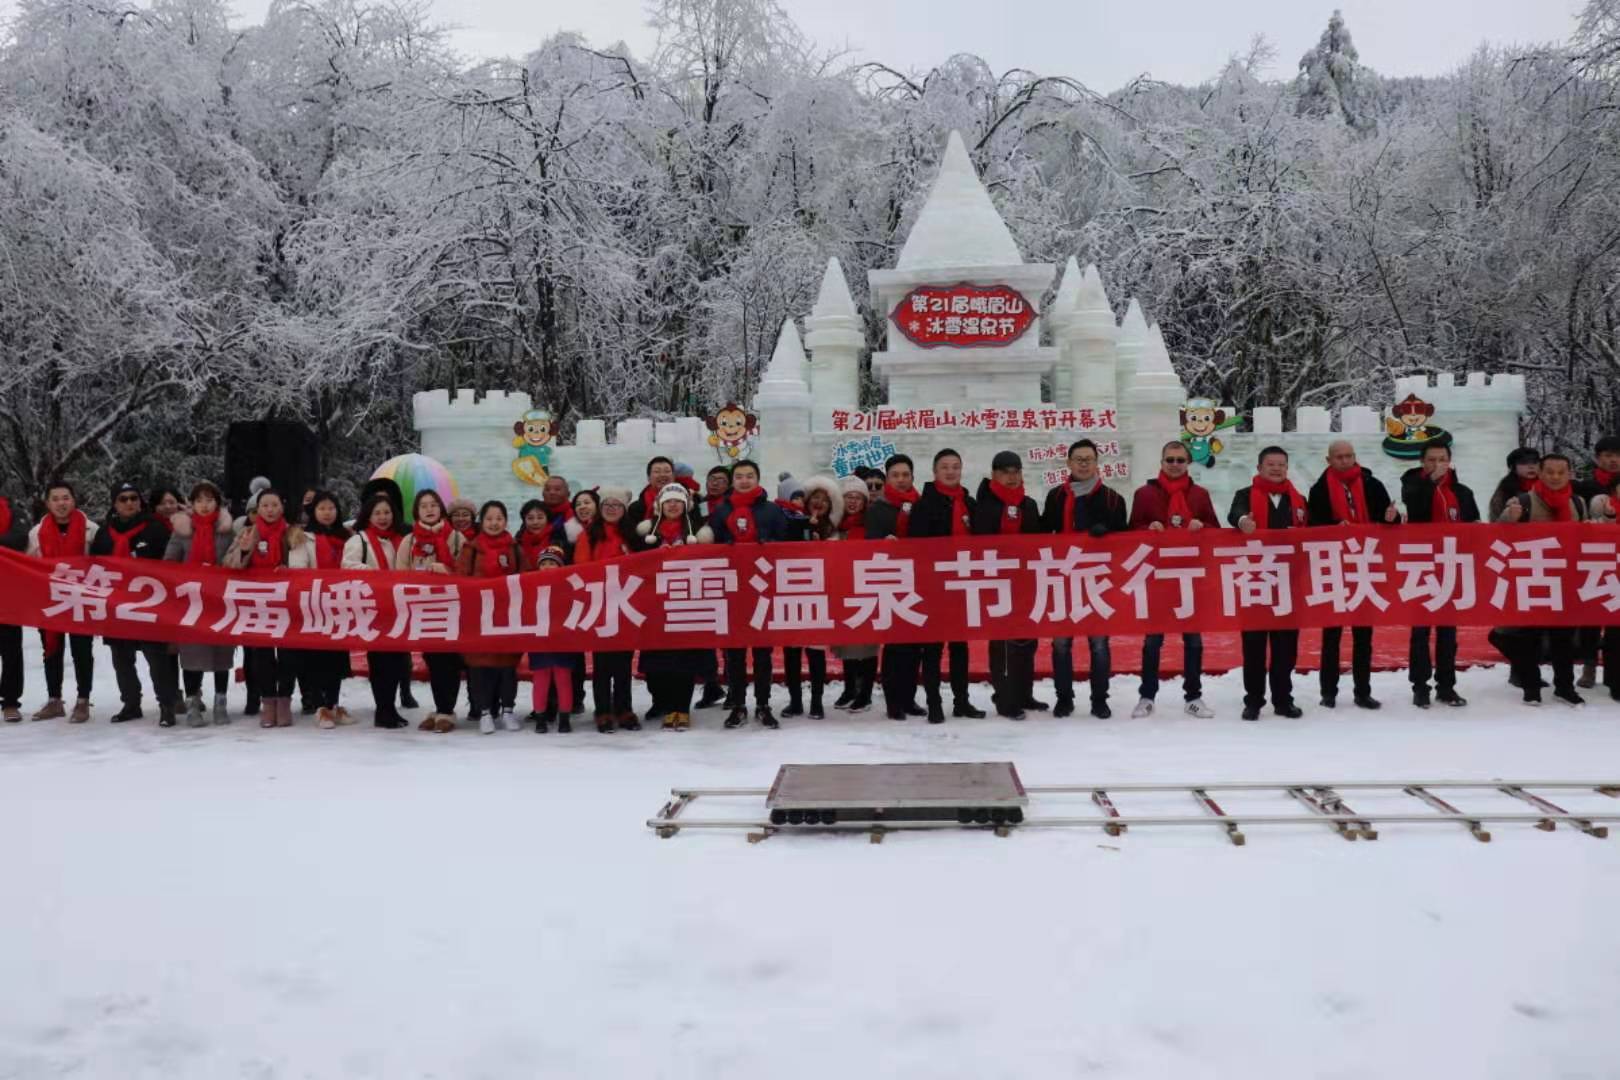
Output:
[1184, 698, 1215, 719]
[1131, 698, 1154, 719]
[480, 714, 496, 735]
[500, 708, 521, 732]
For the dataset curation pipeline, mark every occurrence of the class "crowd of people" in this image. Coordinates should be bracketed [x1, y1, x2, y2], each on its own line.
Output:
[3, 434, 1618, 734]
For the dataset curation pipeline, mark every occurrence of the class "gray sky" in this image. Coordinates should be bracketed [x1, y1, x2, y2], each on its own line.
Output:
[5, 0, 1588, 88]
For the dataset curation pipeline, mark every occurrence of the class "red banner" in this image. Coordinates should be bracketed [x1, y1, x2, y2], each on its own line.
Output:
[2, 525, 1616, 653]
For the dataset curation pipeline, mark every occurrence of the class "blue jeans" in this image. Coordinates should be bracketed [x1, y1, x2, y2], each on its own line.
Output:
[1140, 633, 1203, 702]
[1053, 636, 1111, 706]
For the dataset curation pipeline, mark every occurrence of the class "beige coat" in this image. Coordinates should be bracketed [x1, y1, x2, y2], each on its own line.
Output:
[221, 520, 315, 569]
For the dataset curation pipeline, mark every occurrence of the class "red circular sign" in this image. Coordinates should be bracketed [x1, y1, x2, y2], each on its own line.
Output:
[890, 283, 1037, 348]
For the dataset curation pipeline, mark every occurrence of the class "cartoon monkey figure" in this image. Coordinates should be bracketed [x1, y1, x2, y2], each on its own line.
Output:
[1385, 394, 1436, 441]
[705, 403, 757, 462]
[511, 408, 554, 486]
[1179, 398, 1240, 467]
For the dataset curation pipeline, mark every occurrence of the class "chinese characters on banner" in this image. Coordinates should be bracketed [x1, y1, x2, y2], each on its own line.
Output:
[890, 283, 1039, 348]
[7, 526, 1619, 653]
[831, 406, 1120, 435]
[1026, 440, 1129, 486]
[830, 435, 900, 478]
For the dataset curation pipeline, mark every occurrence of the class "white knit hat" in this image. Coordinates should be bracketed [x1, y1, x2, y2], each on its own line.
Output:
[656, 482, 691, 509]
[840, 476, 868, 499]
[597, 485, 632, 508]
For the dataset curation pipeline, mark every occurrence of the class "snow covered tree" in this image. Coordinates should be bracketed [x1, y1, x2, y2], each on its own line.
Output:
[1296, 10, 1376, 133]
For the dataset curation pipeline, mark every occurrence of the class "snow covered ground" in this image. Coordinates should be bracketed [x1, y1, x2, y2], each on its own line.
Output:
[3, 636, 1619, 1080]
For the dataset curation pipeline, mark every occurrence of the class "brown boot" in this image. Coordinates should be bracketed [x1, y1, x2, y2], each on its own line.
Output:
[31, 698, 65, 721]
[260, 696, 276, 728]
[69, 699, 91, 724]
[317, 707, 337, 730]
[433, 714, 456, 734]
[418, 712, 438, 731]
[618, 710, 641, 731]
[334, 707, 357, 726]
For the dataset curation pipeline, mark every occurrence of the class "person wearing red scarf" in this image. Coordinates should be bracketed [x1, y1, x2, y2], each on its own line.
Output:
[456, 500, 523, 734]
[448, 497, 479, 541]
[697, 460, 787, 729]
[1040, 439, 1131, 720]
[1307, 441, 1401, 712]
[91, 482, 180, 726]
[1227, 447, 1307, 721]
[577, 487, 639, 733]
[1129, 441, 1223, 721]
[687, 466, 733, 709]
[0, 493, 28, 722]
[537, 476, 576, 552]
[1575, 435, 1620, 503]
[163, 482, 239, 726]
[223, 488, 312, 729]
[26, 482, 98, 722]
[864, 455, 928, 719]
[1400, 445, 1480, 709]
[1499, 453, 1588, 705]
[632, 485, 710, 731]
[627, 456, 676, 535]
[395, 490, 465, 732]
[339, 494, 409, 731]
[970, 451, 1044, 720]
[908, 449, 982, 721]
[819, 476, 880, 715]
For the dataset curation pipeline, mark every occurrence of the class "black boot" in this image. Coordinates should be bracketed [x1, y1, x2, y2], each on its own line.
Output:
[399, 683, 420, 710]
[696, 682, 726, 709]
[724, 706, 748, 728]
[782, 683, 804, 718]
[926, 694, 945, 724]
[953, 697, 986, 719]
[808, 685, 825, 720]
[756, 706, 779, 729]
[833, 679, 854, 709]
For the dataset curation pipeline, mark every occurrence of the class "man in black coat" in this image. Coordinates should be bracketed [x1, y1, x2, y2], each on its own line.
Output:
[691, 464, 732, 708]
[700, 459, 790, 729]
[1228, 446, 1309, 721]
[89, 482, 180, 726]
[1039, 439, 1130, 718]
[1400, 442, 1479, 708]
[972, 451, 1045, 720]
[1306, 440, 1401, 710]
[909, 448, 983, 722]
[867, 454, 926, 720]
[0, 493, 27, 722]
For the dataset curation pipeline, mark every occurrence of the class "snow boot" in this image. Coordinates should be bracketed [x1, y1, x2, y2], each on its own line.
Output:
[185, 696, 207, 727]
[213, 694, 230, 725]
[31, 698, 65, 721]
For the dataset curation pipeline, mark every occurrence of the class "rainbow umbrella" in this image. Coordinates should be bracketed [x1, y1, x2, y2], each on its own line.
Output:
[371, 454, 459, 524]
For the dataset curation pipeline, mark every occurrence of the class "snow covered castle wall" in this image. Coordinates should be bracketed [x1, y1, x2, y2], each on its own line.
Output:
[413, 390, 716, 512]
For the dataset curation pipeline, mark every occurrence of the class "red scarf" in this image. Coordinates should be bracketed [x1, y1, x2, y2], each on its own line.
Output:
[410, 521, 455, 569]
[456, 523, 478, 541]
[656, 516, 687, 546]
[1326, 465, 1369, 524]
[639, 485, 661, 521]
[593, 521, 628, 560]
[703, 496, 725, 518]
[987, 480, 1027, 535]
[472, 531, 517, 575]
[1533, 480, 1575, 522]
[1517, 475, 1536, 492]
[1430, 470, 1459, 524]
[539, 501, 574, 546]
[105, 518, 144, 559]
[934, 483, 970, 536]
[37, 510, 89, 560]
[519, 525, 550, 569]
[1156, 472, 1195, 528]
[311, 530, 346, 569]
[187, 511, 221, 567]
[36, 510, 89, 657]
[725, 485, 768, 543]
[1248, 476, 1306, 530]
[1596, 467, 1618, 493]
[884, 483, 919, 537]
[249, 516, 291, 569]
[0, 497, 11, 538]
[841, 507, 867, 540]
[361, 526, 393, 569]
[1058, 480, 1107, 535]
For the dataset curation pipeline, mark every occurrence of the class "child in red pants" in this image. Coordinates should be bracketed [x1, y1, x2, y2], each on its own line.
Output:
[527, 546, 574, 733]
